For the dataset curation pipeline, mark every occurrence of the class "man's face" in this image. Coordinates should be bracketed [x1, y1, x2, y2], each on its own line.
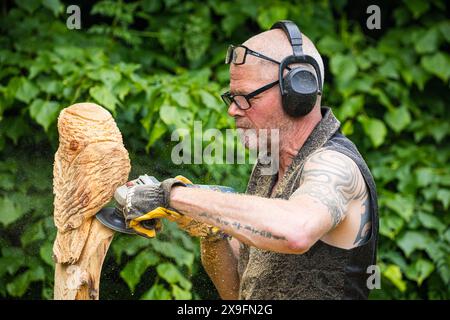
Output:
[228, 62, 284, 149]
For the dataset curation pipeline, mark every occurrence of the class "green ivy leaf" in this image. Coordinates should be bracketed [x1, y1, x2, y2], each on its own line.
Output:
[421, 53, 450, 82]
[341, 120, 353, 135]
[415, 28, 441, 54]
[6, 266, 45, 297]
[184, 8, 212, 64]
[29, 99, 60, 131]
[141, 283, 172, 300]
[436, 189, 450, 210]
[0, 173, 15, 190]
[16, 0, 40, 13]
[378, 60, 399, 80]
[221, 13, 246, 37]
[418, 212, 446, 233]
[120, 250, 159, 292]
[424, 242, 449, 284]
[171, 284, 192, 300]
[2, 117, 30, 145]
[404, 0, 430, 19]
[338, 95, 364, 120]
[37, 78, 63, 95]
[317, 36, 346, 56]
[0, 248, 26, 277]
[405, 259, 435, 286]
[114, 79, 131, 101]
[160, 105, 193, 129]
[0, 197, 28, 227]
[156, 263, 192, 291]
[89, 85, 118, 112]
[146, 121, 167, 151]
[21, 221, 46, 247]
[42, 0, 63, 16]
[438, 20, 450, 42]
[384, 106, 411, 133]
[379, 213, 404, 239]
[415, 167, 436, 187]
[150, 239, 194, 268]
[39, 242, 54, 267]
[383, 264, 407, 292]
[330, 54, 358, 83]
[171, 91, 192, 108]
[111, 236, 150, 264]
[384, 194, 414, 222]
[15, 78, 39, 104]
[92, 68, 122, 89]
[52, 62, 77, 76]
[397, 231, 433, 257]
[359, 116, 387, 148]
[257, 5, 288, 30]
[198, 90, 221, 111]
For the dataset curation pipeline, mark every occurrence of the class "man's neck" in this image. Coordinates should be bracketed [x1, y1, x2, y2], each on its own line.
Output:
[277, 108, 322, 179]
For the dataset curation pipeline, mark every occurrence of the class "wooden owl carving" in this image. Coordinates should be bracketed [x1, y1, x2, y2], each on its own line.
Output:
[53, 103, 131, 264]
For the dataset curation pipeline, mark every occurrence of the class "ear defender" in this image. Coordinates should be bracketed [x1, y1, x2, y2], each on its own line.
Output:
[271, 20, 323, 117]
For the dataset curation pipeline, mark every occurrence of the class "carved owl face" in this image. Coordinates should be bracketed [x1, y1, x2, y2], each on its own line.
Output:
[56, 103, 124, 165]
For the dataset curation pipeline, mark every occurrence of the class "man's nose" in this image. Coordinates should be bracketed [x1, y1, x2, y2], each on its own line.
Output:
[227, 102, 245, 117]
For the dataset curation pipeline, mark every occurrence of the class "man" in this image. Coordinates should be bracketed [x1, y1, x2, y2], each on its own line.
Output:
[121, 21, 379, 300]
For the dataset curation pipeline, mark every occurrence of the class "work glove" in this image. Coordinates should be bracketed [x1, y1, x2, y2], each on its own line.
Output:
[114, 176, 186, 238]
[116, 175, 229, 241]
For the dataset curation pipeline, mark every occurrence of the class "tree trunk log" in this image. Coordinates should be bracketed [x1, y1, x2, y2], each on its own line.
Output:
[54, 220, 114, 300]
[52, 103, 130, 300]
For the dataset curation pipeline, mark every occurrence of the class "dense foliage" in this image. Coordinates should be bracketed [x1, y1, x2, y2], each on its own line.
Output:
[0, 0, 448, 299]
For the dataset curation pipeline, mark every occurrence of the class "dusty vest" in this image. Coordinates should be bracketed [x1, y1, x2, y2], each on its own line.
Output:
[238, 107, 379, 300]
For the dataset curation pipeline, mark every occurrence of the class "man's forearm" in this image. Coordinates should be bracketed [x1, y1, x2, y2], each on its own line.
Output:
[200, 238, 240, 300]
[169, 186, 321, 254]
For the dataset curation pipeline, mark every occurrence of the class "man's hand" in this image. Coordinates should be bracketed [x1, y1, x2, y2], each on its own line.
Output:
[117, 175, 228, 240]
[117, 178, 186, 238]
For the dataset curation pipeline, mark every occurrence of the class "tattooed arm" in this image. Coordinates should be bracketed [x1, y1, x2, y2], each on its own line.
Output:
[290, 150, 371, 247]
[169, 150, 369, 254]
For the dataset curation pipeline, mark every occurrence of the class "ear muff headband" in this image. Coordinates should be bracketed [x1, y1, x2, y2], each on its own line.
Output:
[270, 20, 323, 117]
[271, 20, 303, 56]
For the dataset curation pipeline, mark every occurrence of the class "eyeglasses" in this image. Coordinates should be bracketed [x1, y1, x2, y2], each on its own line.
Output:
[221, 80, 279, 110]
[225, 45, 282, 65]
[223, 44, 291, 110]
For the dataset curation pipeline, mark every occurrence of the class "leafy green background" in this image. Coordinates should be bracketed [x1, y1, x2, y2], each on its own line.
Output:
[0, 0, 449, 299]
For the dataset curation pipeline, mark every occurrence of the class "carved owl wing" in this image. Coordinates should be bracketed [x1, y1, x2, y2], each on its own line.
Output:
[53, 103, 131, 264]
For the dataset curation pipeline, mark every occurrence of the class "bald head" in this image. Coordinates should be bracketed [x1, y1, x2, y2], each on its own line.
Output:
[240, 29, 324, 87]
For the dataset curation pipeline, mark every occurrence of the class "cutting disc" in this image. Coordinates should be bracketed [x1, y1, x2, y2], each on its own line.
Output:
[95, 207, 135, 234]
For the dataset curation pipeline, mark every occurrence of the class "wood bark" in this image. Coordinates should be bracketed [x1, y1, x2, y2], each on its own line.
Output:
[52, 102, 131, 299]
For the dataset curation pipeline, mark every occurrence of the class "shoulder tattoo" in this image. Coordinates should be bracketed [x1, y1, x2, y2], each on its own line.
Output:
[291, 150, 368, 229]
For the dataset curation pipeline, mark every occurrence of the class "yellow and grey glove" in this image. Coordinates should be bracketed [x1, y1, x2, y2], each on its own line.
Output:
[116, 175, 230, 241]
[115, 177, 186, 238]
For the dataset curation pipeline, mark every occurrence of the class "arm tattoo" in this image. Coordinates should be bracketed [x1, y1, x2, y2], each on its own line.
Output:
[292, 150, 368, 229]
[198, 212, 287, 241]
[353, 193, 371, 245]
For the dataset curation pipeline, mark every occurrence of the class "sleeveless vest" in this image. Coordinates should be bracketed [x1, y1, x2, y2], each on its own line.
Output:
[238, 107, 379, 300]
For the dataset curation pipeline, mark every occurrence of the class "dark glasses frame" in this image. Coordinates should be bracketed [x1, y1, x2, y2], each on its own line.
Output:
[221, 80, 279, 110]
[225, 45, 282, 65]
[222, 44, 292, 110]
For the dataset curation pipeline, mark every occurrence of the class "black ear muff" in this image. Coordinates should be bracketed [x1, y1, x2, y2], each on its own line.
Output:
[283, 68, 318, 117]
[271, 20, 323, 118]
